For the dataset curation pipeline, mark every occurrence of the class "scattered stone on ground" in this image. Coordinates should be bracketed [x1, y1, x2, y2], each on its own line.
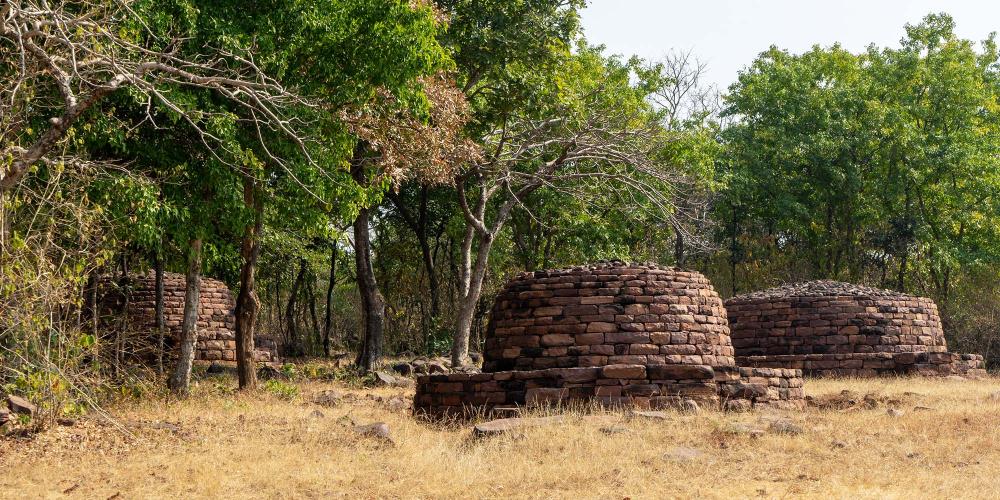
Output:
[372, 371, 397, 387]
[831, 440, 848, 449]
[724, 399, 752, 413]
[353, 422, 393, 444]
[386, 396, 408, 413]
[56, 418, 76, 427]
[205, 362, 225, 375]
[7, 395, 36, 417]
[256, 365, 284, 381]
[767, 418, 804, 435]
[664, 446, 704, 462]
[989, 391, 1000, 401]
[913, 406, 934, 412]
[426, 362, 448, 374]
[308, 409, 325, 419]
[311, 390, 344, 407]
[887, 408, 905, 417]
[390, 362, 412, 377]
[0, 407, 11, 425]
[472, 416, 565, 438]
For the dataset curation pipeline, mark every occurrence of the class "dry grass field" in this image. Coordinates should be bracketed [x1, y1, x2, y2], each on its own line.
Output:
[2, 372, 999, 499]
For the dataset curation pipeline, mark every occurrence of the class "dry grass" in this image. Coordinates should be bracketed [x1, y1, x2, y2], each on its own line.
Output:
[1, 374, 999, 499]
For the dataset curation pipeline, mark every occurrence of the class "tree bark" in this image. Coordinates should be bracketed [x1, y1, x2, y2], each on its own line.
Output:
[351, 149, 385, 372]
[285, 258, 306, 356]
[169, 238, 202, 397]
[323, 241, 338, 357]
[234, 177, 263, 389]
[452, 232, 494, 366]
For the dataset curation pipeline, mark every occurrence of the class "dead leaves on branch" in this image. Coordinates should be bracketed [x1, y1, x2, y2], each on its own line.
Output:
[341, 73, 482, 188]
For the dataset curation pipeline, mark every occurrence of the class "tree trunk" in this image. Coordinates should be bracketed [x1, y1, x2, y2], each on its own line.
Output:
[286, 258, 306, 356]
[353, 202, 385, 371]
[308, 276, 321, 351]
[351, 149, 385, 372]
[323, 241, 338, 357]
[674, 224, 685, 268]
[155, 252, 166, 376]
[234, 177, 263, 390]
[169, 238, 202, 397]
[452, 232, 494, 367]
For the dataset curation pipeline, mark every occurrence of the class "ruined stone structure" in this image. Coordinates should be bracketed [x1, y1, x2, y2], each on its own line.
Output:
[727, 281, 985, 377]
[110, 271, 278, 363]
[415, 262, 805, 417]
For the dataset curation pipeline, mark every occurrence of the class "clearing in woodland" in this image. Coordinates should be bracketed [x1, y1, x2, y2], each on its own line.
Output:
[1, 374, 999, 499]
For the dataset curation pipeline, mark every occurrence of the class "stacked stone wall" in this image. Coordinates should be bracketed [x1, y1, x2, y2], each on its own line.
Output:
[107, 272, 278, 363]
[726, 281, 985, 377]
[414, 365, 803, 418]
[416, 262, 805, 418]
[484, 265, 734, 372]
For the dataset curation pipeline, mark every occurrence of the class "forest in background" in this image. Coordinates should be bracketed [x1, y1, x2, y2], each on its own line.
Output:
[2, 1, 999, 410]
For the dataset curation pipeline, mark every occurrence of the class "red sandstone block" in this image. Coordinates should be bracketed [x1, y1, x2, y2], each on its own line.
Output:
[649, 332, 671, 344]
[605, 331, 649, 344]
[629, 344, 660, 355]
[577, 355, 609, 366]
[589, 345, 615, 355]
[581, 296, 614, 305]
[602, 364, 646, 379]
[586, 322, 617, 333]
[572, 332, 603, 345]
[534, 306, 564, 317]
[540, 334, 574, 347]
[608, 355, 648, 365]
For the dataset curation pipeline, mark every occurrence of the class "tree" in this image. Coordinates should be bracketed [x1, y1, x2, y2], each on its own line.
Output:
[0, 0, 308, 197]
[719, 13, 1000, 311]
[449, 45, 695, 365]
[344, 74, 480, 370]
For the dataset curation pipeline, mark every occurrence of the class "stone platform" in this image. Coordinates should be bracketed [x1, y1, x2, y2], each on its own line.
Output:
[415, 364, 804, 418]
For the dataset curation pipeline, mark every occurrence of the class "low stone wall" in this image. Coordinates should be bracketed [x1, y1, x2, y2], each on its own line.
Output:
[107, 271, 278, 363]
[737, 352, 987, 378]
[413, 364, 804, 418]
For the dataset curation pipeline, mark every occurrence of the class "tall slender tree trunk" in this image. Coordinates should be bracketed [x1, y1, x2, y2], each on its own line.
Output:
[234, 177, 263, 389]
[286, 258, 306, 356]
[351, 148, 385, 372]
[353, 202, 385, 371]
[452, 232, 494, 367]
[154, 252, 166, 375]
[169, 238, 203, 396]
[323, 241, 338, 357]
[308, 277, 321, 350]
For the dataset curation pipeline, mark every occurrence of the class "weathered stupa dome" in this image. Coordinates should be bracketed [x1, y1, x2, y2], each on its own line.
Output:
[727, 280, 985, 377]
[415, 262, 804, 417]
[102, 271, 278, 363]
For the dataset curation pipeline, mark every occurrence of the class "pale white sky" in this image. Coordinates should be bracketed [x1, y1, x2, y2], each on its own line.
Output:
[581, 0, 1000, 92]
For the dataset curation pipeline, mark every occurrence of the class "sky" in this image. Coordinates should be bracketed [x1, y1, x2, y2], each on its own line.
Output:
[580, 0, 1000, 92]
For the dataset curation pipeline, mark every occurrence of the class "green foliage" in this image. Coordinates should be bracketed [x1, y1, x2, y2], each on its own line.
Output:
[718, 13, 1000, 346]
[262, 379, 299, 401]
